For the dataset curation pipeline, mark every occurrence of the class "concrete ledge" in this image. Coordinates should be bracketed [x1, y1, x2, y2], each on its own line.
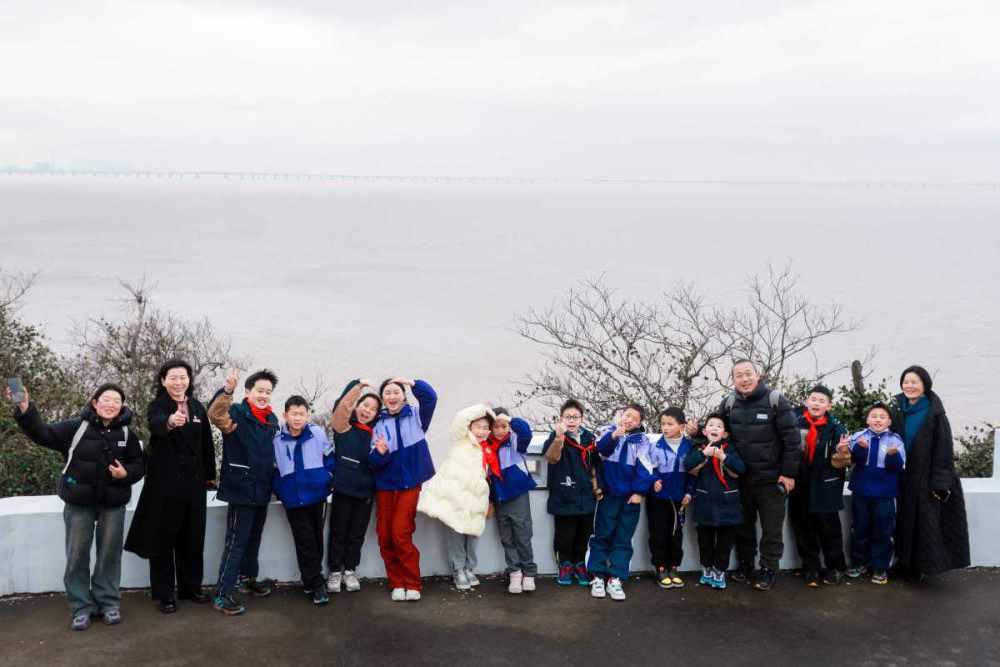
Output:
[3, 437, 998, 596]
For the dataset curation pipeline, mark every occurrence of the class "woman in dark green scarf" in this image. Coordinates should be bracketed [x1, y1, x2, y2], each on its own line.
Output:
[890, 365, 970, 579]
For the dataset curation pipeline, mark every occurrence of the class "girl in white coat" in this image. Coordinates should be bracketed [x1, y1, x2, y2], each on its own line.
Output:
[417, 404, 495, 590]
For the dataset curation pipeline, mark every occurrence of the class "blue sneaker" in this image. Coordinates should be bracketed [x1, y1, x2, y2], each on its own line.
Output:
[557, 562, 574, 586]
[574, 562, 592, 586]
[699, 568, 713, 586]
[711, 568, 727, 590]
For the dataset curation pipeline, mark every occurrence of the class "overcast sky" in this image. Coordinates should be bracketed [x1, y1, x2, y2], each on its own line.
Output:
[2, 1, 997, 180]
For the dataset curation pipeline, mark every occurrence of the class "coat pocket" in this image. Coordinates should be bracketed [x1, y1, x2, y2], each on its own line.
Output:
[222, 463, 254, 498]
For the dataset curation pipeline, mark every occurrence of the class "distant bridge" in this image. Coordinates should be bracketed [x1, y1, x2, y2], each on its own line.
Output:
[2, 168, 999, 189]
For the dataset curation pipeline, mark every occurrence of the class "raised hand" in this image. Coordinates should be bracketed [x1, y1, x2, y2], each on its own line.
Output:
[168, 409, 189, 429]
[374, 433, 389, 455]
[836, 434, 850, 454]
[224, 368, 240, 395]
[359, 378, 373, 388]
[685, 419, 699, 436]
[391, 377, 414, 388]
[553, 419, 566, 438]
[4, 385, 30, 414]
[856, 436, 869, 449]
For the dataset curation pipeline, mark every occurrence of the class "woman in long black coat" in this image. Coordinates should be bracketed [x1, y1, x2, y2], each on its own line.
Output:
[125, 359, 217, 612]
[890, 365, 970, 579]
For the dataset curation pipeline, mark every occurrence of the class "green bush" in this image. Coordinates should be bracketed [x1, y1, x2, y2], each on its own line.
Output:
[955, 422, 996, 478]
[830, 378, 894, 434]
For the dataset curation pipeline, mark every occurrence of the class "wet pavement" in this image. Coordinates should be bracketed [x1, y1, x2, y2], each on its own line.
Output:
[1, 569, 998, 667]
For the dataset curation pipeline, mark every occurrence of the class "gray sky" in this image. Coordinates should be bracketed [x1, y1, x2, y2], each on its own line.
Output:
[2, 1, 998, 180]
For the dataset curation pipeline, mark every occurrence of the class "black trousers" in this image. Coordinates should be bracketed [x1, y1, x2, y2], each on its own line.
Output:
[697, 525, 737, 570]
[789, 491, 847, 572]
[735, 482, 788, 571]
[150, 550, 203, 601]
[286, 502, 326, 590]
[554, 513, 593, 564]
[646, 496, 685, 569]
[327, 492, 374, 571]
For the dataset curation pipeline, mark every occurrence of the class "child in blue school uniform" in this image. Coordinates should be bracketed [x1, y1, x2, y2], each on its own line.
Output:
[846, 402, 906, 585]
[587, 403, 655, 602]
[272, 395, 336, 606]
[684, 413, 745, 590]
[484, 408, 539, 594]
[647, 407, 695, 589]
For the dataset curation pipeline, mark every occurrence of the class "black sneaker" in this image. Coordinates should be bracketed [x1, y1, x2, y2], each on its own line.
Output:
[753, 568, 776, 591]
[822, 569, 845, 585]
[729, 566, 752, 584]
[213, 594, 246, 616]
[804, 570, 820, 588]
[311, 588, 330, 606]
[238, 576, 273, 597]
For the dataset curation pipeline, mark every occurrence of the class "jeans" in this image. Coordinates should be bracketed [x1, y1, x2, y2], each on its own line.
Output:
[63, 502, 126, 616]
[496, 493, 537, 575]
[586, 495, 641, 580]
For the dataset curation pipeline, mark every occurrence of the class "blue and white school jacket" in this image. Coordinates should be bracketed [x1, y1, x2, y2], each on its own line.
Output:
[368, 379, 437, 491]
[272, 424, 335, 509]
[595, 426, 655, 499]
[487, 417, 538, 504]
[848, 428, 905, 498]
[649, 435, 696, 502]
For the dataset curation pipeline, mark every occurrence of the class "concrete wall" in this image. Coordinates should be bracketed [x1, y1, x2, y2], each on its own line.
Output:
[3, 431, 999, 597]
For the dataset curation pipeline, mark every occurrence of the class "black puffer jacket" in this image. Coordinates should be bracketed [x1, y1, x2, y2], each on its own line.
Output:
[15, 402, 145, 507]
[719, 383, 801, 485]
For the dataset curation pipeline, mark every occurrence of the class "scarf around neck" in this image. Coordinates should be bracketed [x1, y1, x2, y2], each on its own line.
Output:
[482, 434, 506, 479]
[802, 410, 829, 465]
[246, 400, 273, 425]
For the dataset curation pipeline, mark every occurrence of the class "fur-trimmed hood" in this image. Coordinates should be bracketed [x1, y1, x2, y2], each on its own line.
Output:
[417, 403, 496, 537]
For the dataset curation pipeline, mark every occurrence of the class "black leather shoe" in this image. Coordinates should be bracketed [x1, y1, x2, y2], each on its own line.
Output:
[159, 599, 178, 614]
[180, 591, 211, 604]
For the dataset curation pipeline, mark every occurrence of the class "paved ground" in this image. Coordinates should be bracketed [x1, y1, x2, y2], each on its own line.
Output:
[2, 569, 999, 667]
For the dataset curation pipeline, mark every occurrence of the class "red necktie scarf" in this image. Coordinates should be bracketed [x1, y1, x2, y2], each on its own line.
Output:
[482, 435, 504, 480]
[711, 443, 730, 490]
[352, 421, 373, 434]
[247, 401, 273, 425]
[802, 410, 828, 465]
[565, 434, 596, 468]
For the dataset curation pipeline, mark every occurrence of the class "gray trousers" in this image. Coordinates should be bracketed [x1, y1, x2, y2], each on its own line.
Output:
[63, 502, 125, 616]
[496, 493, 537, 575]
[444, 527, 478, 572]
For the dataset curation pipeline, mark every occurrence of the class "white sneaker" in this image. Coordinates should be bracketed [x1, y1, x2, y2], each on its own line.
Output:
[404, 589, 421, 601]
[391, 587, 406, 601]
[453, 570, 471, 591]
[465, 569, 480, 587]
[607, 577, 626, 601]
[343, 570, 360, 592]
[326, 571, 342, 593]
[522, 575, 536, 592]
[508, 570, 524, 594]
[590, 577, 606, 599]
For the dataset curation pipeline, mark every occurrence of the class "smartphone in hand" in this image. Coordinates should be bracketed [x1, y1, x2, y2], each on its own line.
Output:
[5, 377, 25, 404]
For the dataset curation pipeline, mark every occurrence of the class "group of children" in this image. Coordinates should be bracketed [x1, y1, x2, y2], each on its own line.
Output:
[210, 371, 910, 615]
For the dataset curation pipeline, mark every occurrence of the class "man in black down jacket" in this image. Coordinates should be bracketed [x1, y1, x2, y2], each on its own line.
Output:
[719, 360, 801, 591]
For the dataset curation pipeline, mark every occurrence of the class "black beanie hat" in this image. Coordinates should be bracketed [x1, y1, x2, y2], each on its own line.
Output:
[809, 384, 833, 400]
[899, 365, 933, 394]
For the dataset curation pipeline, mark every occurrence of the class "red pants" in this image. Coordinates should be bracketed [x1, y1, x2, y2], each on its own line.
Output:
[375, 487, 422, 590]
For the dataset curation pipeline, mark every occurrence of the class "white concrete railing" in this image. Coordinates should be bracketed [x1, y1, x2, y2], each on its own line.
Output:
[2, 432, 998, 597]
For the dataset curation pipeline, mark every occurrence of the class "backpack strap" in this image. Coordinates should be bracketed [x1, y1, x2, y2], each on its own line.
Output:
[62, 420, 91, 475]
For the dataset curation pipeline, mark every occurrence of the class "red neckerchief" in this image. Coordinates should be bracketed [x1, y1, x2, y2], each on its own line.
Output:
[482, 435, 504, 480]
[564, 433, 596, 468]
[352, 421, 373, 434]
[246, 401, 273, 425]
[709, 442, 730, 490]
[802, 409, 829, 465]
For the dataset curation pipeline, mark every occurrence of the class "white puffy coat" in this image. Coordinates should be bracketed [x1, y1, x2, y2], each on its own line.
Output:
[417, 404, 494, 536]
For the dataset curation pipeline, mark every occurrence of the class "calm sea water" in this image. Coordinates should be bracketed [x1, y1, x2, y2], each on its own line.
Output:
[2, 176, 998, 454]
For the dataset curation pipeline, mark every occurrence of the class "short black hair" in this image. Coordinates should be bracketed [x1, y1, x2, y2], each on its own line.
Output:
[493, 406, 510, 418]
[559, 399, 585, 416]
[623, 403, 645, 422]
[658, 407, 686, 424]
[245, 369, 278, 391]
[702, 412, 731, 433]
[284, 395, 310, 412]
[156, 358, 194, 398]
[899, 365, 933, 395]
[379, 378, 407, 398]
[809, 384, 834, 401]
[91, 382, 126, 404]
[731, 359, 758, 373]
[866, 402, 892, 419]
